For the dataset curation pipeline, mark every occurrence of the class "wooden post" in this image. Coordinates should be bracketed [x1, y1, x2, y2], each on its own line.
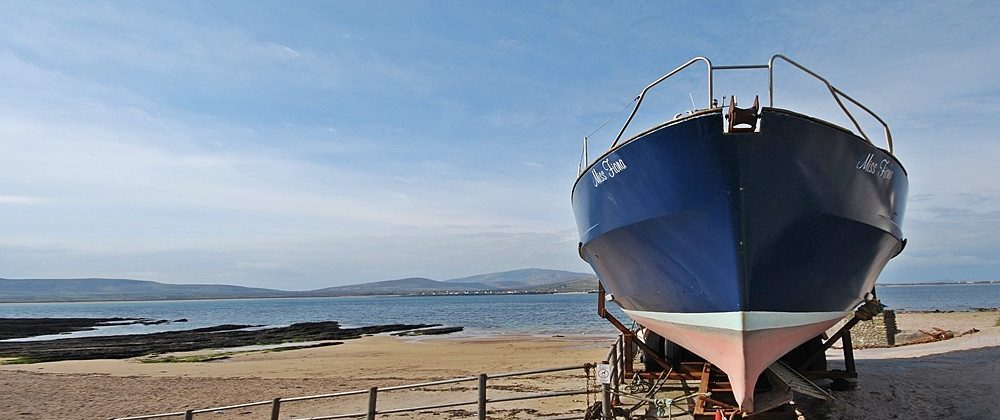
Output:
[270, 398, 281, 420]
[366, 387, 378, 420]
[601, 383, 612, 419]
[183, 409, 193, 420]
[477, 374, 488, 420]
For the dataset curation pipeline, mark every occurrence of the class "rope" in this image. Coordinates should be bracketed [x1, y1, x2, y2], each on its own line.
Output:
[584, 97, 639, 142]
[608, 366, 717, 419]
[610, 388, 710, 419]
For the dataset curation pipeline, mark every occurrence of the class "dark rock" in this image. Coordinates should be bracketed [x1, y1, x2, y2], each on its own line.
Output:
[391, 326, 463, 336]
[0, 318, 136, 340]
[0, 320, 437, 363]
[172, 319, 189, 322]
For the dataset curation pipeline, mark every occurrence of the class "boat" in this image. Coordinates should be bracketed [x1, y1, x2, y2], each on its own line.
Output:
[571, 55, 908, 412]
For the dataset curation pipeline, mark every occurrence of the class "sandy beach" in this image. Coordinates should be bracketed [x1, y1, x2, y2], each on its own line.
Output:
[2, 311, 998, 419]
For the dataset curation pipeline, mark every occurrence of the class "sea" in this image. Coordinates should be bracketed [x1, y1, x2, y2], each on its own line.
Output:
[0, 284, 997, 341]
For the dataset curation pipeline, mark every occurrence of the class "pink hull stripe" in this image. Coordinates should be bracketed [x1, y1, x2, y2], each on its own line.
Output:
[625, 311, 842, 412]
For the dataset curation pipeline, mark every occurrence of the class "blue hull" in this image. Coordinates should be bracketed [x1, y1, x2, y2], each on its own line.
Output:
[572, 108, 908, 315]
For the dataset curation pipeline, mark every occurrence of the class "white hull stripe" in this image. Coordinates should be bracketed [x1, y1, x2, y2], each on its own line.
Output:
[621, 309, 848, 332]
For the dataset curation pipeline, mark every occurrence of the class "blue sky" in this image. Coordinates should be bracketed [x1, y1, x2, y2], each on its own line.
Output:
[1, 1, 998, 289]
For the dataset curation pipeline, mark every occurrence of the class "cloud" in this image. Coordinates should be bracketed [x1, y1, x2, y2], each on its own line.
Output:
[0, 229, 590, 290]
[0, 195, 43, 205]
[1, 2, 998, 287]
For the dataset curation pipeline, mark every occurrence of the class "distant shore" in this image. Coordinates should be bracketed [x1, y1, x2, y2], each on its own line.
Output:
[2, 274, 996, 304]
[0, 290, 584, 304]
[879, 280, 1000, 286]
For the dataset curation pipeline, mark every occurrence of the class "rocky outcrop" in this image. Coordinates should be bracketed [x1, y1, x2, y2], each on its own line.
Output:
[0, 318, 138, 340]
[0, 321, 439, 363]
[391, 326, 464, 336]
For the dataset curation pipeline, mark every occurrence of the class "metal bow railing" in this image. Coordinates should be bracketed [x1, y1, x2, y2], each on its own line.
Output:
[579, 54, 893, 175]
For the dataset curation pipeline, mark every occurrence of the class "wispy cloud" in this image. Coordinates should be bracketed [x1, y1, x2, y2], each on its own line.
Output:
[0, 2, 997, 287]
[0, 195, 44, 204]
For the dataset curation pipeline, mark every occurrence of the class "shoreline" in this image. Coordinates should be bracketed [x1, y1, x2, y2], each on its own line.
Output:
[2, 306, 995, 338]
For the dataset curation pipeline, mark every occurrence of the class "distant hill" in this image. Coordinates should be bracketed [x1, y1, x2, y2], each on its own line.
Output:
[0, 278, 289, 303]
[522, 276, 600, 293]
[309, 277, 495, 295]
[0, 268, 599, 302]
[311, 269, 597, 296]
[445, 268, 595, 288]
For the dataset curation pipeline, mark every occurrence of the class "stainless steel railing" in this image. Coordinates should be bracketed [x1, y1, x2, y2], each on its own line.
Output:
[768, 54, 893, 153]
[611, 56, 714, 147]
[111, 364, 597, 420]
[579, 54, 893, 175]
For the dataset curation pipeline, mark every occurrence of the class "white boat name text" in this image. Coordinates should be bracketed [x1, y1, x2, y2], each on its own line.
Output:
[591, 157, 628, 187]
[856, 153, 893, 181]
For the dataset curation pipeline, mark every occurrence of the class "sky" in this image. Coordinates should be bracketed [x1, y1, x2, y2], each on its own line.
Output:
[1, 1, 998, 289]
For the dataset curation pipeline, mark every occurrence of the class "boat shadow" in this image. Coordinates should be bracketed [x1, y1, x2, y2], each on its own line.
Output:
[794, 346, 998, 419]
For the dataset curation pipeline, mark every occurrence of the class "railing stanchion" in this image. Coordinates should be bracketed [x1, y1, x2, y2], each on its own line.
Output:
[366, 387, 378, 420]
[270, 398, 281, 420]
[183, 410, 193, 420]
[601, 382, 612, 419]
[477, 374, 488, 420]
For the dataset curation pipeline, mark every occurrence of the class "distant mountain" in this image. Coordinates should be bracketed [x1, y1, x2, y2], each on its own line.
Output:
[306, 269, 597, 296]
[310, 277, 495, 295]
[522, 276, 600, 293]
[0, 268, 599, 302]
[445, 268, 595, 288]
[0, 278, 289, 303]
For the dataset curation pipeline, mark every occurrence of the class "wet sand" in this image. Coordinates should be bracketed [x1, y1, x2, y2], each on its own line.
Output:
[1, 311, 998, 419]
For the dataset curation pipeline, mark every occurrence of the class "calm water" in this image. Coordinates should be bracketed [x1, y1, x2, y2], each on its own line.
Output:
[0, 284, 996, 340]
[875, 283, 999, 311]
[0, 293, 626, 340]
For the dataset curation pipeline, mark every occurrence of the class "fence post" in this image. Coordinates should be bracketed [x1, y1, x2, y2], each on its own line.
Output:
[366, 387, 378, 420]
[477, 373, 488, 420]
[270, 397, 281, 420]
[601, 383, 612, 419]
[183, 409, 193, 420]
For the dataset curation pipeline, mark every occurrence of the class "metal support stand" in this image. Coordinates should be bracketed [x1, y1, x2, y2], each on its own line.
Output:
[597, 282, 875, 419]
[597, 283, 677, 375]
